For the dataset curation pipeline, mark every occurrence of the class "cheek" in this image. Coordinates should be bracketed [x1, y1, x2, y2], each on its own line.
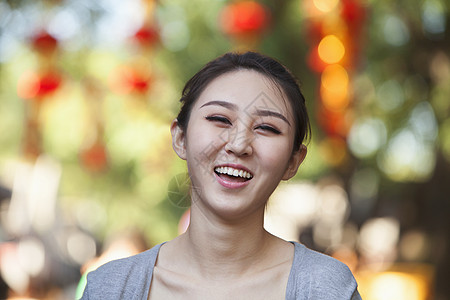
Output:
[186, 122, 223, 160]
[265, 148, 289, 166]
[255, 135, 294, 172]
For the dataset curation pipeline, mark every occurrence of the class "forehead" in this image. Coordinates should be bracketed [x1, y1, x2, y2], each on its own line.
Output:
[195, 69, 291, 116]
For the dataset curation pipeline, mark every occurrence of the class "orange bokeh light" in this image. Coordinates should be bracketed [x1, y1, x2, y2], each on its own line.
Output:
[357, 267, 433, 300]
[313, 0, 339, 13]
[321, 84, 350, 111]
[320, 64, 350, 111]
[321, 64, 349, 91]
[318, 35, 345, 64]
[319, 136, 348, 166]
[321, 64, 348, 90]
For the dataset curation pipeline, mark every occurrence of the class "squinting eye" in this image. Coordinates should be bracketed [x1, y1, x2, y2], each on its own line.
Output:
[205, 116, 232, 125]
[257, 125, 281, 134]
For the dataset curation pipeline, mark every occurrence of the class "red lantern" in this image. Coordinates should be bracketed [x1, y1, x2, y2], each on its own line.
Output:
[80, 141, 108, 172]
[220, 1, 271, 39]
[317, 105, 352, 138]
[31, 31, 58, 55]
[37, 71, 62, 97]
[341, 0, 366, 29]
[17, 70, 62, 101]
[340, 0, 366, 69]
[305, 21, 325, 44]
[340, 0, 366, 36]
[307, 46, 328, 73]
[129, 73, 151, 93]
[111, 66, 152, 94]
[134, 25, 159, 47]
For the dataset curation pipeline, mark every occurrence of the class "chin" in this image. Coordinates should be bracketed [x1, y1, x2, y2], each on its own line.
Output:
[200, 196, 265, 222]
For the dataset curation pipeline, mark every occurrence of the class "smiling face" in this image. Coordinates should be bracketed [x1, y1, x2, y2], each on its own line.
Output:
[171, 69, 306, 222]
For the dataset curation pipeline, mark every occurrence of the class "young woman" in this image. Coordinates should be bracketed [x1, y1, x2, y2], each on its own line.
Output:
[81, 52, 361, 299]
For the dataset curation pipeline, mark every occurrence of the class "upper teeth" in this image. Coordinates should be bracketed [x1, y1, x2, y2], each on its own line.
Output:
[215, 166, 253, 179]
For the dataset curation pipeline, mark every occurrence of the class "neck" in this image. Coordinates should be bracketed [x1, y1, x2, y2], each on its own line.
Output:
[180, 204, 273, 279]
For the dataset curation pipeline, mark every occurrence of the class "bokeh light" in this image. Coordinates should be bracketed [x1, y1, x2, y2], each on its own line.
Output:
[358, 270, 432, 300]
[320, 64, 350, 111]
[422, 0, 446, 37]
[382, 15, 410, 46]
[358, 217, 400, 262]
[348, 117, 387, 158]
[0, 0, 448, 299]
[318, 35, 345, 64]
[376, 79, 405, 111]
[313, 0, 339, 13]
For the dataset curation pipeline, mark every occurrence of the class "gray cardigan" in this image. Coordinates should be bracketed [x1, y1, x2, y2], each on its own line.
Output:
[81, 242, 361, 299]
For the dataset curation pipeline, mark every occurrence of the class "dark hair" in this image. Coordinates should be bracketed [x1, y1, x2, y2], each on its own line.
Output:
[176, 52, 311, 150]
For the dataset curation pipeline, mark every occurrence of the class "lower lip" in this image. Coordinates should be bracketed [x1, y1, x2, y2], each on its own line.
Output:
[214, 173, 251, 189]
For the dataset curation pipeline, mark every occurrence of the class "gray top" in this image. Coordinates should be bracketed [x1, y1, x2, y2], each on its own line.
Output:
[81, 242, 361, 300]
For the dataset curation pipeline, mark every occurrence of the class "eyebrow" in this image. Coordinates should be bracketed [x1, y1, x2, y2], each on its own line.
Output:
[200, 100, 290, 126]
[200, 100, 238, 110]
[255, 109, 291, 126]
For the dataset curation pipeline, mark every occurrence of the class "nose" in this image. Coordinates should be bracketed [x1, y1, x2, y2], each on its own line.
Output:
[223, 124, 254, 156]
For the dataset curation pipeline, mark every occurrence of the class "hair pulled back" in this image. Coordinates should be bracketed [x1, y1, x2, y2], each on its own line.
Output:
[176, 52, 311, 151]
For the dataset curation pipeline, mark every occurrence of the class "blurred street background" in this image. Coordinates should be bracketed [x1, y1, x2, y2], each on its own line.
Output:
[0, 0, 449, 299]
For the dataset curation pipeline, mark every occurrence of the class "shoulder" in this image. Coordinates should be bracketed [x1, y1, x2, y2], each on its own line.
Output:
[81, 243, 164, 300]
[288, 242, 360, 300]
[293, 242, 355, 282]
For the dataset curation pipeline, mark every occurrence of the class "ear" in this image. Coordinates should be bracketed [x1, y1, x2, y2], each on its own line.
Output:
[282, 145, 307, 181]
[171, 119, 187, 160]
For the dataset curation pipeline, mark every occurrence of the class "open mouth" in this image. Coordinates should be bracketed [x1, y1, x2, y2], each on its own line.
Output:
[214, 166, 253, 183]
